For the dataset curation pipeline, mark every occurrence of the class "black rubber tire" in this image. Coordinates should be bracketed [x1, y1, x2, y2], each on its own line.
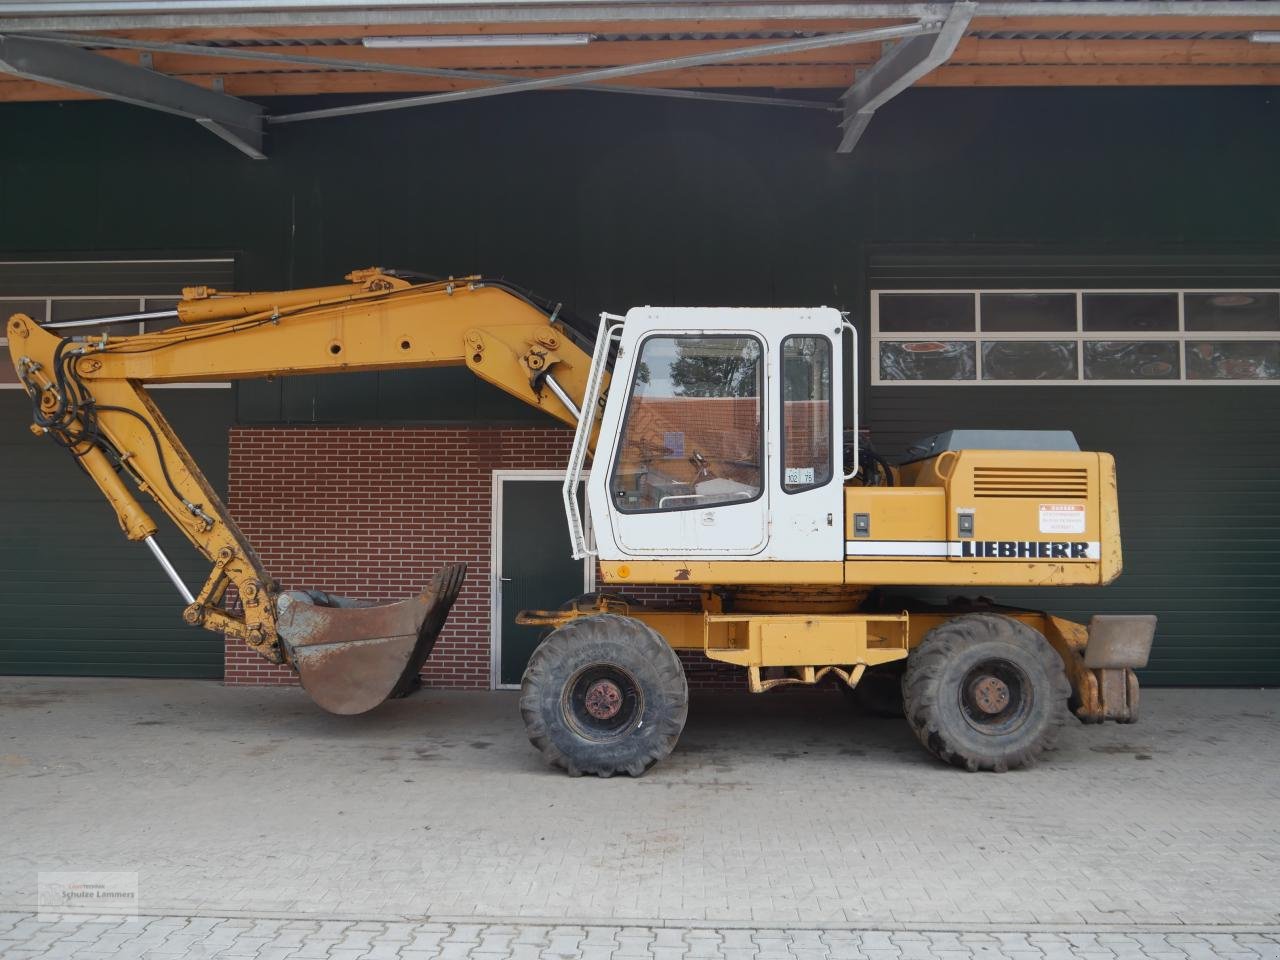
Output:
[839, 666, 906, 718]
[903, 613, 1070, 772]
[520, 614, 688, 777]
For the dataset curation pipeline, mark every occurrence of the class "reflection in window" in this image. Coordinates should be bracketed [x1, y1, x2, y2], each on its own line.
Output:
[782, 336, 832, 493]
[981, 293, 1077, 332]
[880, 341, 975, 381]
[982, 341, 1078, 380]
[1185, 293, 1280, 332]
[1083, 293, 1178, 332]
[879, 293, 975, 333]
[611, 336, 762, 513]
[1187, 341, 1280, 380]
[1084, 341, 1180, 380]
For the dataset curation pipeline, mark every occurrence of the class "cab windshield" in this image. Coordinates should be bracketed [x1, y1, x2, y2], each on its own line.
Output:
[610, 335, 763, 513]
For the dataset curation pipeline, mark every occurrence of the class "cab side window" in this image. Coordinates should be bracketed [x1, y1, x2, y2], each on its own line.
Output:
[781, 335, 832, 493]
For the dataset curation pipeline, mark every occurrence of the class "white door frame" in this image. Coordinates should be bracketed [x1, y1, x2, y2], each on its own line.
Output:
[490, 469, 594, 690]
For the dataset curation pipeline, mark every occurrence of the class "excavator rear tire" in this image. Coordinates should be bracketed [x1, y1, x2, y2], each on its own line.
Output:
[520, 614, 688, 778]
[903, 613, 1070, 772]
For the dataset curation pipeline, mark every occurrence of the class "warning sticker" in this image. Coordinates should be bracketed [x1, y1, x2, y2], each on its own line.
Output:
[1039, 504, 1086, 534]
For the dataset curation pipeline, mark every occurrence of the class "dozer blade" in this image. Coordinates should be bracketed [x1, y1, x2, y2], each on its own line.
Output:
[275, 564, 467, 715]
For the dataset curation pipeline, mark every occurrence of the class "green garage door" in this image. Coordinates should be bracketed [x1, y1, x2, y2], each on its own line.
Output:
[864, 252, 1280, 686]
[0, 259, 235, 678]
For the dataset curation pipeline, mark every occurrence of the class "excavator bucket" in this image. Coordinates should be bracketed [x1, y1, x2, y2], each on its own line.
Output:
[274, 565, 467, 715]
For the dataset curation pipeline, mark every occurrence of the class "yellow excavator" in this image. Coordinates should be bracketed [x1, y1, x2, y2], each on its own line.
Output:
[7, 268, 1155, 776]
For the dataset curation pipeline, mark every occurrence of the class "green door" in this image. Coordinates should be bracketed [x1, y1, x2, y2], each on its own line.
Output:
[498, 478, 587, 687]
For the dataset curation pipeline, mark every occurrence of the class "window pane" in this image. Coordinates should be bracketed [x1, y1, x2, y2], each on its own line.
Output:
[982, 341, 1079, 381]
[1187, 341, 1280, 380]
[1082, 293, 1177, 332]
[1084, 340, 1180, 380]
[782, 336, 832, 492]
[878, 293, 975, 333]
[0, 299, 47, 325]
[879, 341, 975, 381]
[980, 293, 1077, 332]
[611, 336, 763, 513]
[1184, 292, 1280, 332]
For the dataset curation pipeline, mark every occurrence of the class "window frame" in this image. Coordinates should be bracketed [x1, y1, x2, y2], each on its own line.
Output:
[779, 333, 834, 495]
[871, 287, 1280, 386]
[608, 331, 767, 516]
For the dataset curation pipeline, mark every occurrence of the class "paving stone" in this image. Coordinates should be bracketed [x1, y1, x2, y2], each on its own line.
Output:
[16, 922, 1280, 960]
[4, 684, 1280, 938]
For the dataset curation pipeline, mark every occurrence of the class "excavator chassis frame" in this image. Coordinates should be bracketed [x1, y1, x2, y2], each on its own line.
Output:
[518, 596, 1154, 721]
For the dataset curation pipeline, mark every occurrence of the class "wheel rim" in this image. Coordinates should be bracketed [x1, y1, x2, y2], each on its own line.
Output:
[958, 658, 1032, 735]
[563, 663, 644, 741]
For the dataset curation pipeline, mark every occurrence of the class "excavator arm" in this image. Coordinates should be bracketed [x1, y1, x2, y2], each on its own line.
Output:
[6, 269, 603, 713]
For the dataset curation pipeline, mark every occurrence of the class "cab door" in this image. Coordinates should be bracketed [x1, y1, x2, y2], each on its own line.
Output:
[604, 319, 769, 556]
[768, 321, 845, 561]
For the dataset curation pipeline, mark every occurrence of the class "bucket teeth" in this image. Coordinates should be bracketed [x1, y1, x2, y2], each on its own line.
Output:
[276, 564, 468, 715]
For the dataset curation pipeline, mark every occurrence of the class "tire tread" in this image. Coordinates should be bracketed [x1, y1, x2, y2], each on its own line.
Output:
[903, 613, 1069, 772]
[519, 614, 687, 777]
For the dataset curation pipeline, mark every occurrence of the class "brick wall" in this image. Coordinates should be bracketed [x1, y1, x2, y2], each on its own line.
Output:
[225, 425, 744, 690]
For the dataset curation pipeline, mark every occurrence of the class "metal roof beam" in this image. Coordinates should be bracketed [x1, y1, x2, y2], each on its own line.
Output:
[0, 34, 264, 156]
[836, 1, 973, 154]
[271, 20, 936, 124]
[0, 2, 1274, 32]
[21, 30, 838, 113]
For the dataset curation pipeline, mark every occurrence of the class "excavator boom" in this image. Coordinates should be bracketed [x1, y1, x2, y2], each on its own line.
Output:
[6, 270, 600, 712]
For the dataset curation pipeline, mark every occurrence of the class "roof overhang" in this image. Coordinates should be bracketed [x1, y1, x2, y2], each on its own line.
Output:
[0, 1, 1276, 158]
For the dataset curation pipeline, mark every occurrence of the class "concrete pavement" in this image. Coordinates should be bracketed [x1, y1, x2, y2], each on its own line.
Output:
[1, 678, 1278, 933]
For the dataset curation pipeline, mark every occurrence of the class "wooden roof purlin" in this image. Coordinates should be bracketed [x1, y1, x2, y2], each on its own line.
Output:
[0, 1, 1277, 157]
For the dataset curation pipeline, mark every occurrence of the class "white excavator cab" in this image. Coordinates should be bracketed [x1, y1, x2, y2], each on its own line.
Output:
[567, 307, 850, 565]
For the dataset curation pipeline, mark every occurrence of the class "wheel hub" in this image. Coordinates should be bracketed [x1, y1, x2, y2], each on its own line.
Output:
[958, 657, 1032, 735]
[969, 675, 1011, 715]
[583, 679, 623, 720]
[564, 662, 644, 741]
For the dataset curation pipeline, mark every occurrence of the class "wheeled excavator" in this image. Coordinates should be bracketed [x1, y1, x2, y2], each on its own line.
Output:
[7, 269, 1156, 776]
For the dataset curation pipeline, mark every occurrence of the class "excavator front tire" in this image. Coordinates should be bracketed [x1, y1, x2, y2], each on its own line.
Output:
[903, 613, 1070, 772]
[520, 614, 688, 777]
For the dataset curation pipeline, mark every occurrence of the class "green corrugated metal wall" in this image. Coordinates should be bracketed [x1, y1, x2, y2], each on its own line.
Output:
[0, 86, 1277, 682]
[864, 254, 1280, 686]
[0, 391, 233, 677]
[867, 385, 1280, 686]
